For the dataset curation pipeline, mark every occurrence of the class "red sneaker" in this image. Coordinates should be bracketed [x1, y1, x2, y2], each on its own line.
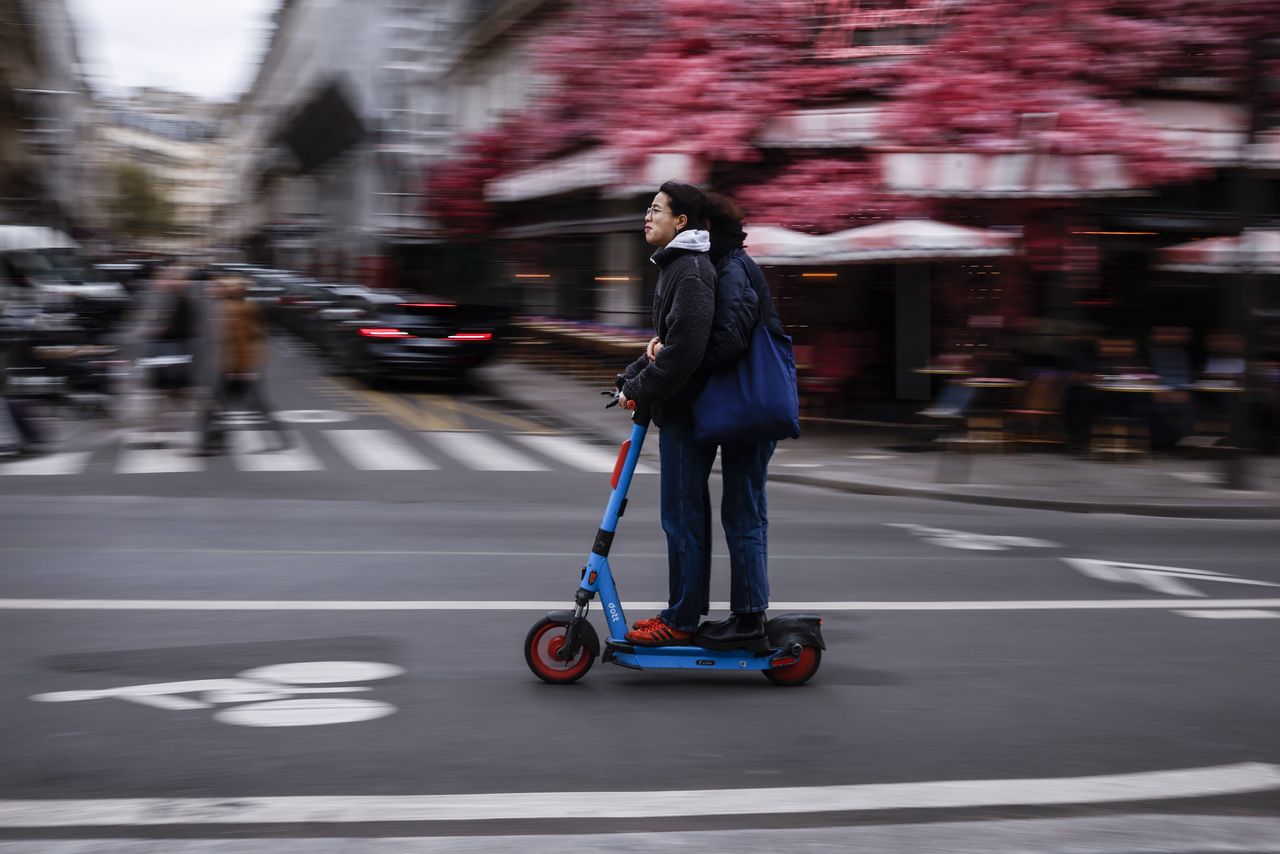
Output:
[631, 615, 663, 630]
[625, 620, 694, 646]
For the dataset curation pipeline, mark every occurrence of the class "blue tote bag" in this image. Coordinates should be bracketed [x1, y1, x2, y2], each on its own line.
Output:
[693, 281, 801, 445]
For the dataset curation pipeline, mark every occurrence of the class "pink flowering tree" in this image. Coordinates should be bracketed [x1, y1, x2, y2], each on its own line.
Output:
[882, 0, 1277, 184]
[428, 0, 1277, 237]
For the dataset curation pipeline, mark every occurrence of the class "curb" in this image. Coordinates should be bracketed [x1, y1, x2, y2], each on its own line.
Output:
[474, 367, 1278, 520]
[767, 472, 1280, 520]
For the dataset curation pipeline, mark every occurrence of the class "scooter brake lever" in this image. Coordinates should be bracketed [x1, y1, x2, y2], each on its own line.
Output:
[602, 389, 619, 409]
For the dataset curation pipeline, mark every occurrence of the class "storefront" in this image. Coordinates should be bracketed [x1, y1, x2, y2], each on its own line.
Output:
[748, 219, 1020, 414]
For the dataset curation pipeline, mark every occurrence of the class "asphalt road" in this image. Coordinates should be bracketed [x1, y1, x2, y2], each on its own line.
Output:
[1, 333, 1278, 852]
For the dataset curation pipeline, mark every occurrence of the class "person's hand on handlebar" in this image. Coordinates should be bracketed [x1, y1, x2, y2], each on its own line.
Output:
[616, 391, 637, 411]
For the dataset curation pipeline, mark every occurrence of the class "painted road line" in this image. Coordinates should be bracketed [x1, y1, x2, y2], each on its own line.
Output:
[1175, 608, 1280, 619]
[516, 434, 656, 474]
[0, 763, 1274, 827]
[5, 598, 1280, 611]
[6, 817, 1280, 854]
[424, 431, 547, 471]
[1064, 558, 1280, 597]
[407, 393, 464, 431]
[325, 429, 437, 471]
[0, 546, 1174, 562]
[0, 451, 90, 476]
[116, 433, 203, 474]
[448, 396, 552, 434]
[352, 389, 436, 431]
[231, 432, 323, 472]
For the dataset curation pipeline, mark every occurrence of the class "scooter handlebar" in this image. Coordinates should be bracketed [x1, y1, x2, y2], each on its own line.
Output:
[603, 375, 651, 426]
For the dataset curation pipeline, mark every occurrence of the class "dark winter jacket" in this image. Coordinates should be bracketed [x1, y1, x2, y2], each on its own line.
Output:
[701, 245, 784, 372]
[621, 229, 716, 427]
[158, 287, 196, 342]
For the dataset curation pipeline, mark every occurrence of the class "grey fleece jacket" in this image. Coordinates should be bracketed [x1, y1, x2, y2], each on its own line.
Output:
[621, 229, 716, 427]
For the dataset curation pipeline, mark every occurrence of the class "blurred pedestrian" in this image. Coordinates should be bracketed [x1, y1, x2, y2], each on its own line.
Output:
[0, 310, 39, 454]
[1202, 331, 1245, 381]
[196, 275, 290, 456]
[145, 264, 199, 441]
[1147, 325, 1195, 448]
[616, 181, 716, 645]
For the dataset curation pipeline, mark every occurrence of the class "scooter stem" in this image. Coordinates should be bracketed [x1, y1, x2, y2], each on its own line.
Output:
[598, 419, 647, 533]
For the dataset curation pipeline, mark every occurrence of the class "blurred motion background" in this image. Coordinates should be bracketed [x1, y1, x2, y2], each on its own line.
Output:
[3, 0, 1280, 459]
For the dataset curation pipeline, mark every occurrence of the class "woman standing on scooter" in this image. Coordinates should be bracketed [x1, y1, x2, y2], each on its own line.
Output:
[617, 181, 717, 645]
[688, 192, 783, 649]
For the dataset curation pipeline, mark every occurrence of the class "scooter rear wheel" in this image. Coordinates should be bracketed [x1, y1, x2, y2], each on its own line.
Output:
[524, 617, 593, 684]
[763, 646, 821, 686]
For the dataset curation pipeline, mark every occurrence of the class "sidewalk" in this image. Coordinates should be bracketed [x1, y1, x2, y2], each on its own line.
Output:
[474, 358, 1280, 519]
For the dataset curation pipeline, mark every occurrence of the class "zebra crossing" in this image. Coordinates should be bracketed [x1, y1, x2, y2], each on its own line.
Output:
[0, 428, 658, 478]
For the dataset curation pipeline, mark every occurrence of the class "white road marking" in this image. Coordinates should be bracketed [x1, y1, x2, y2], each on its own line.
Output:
[0, 763, 1274, 827]
[213, 698, 395, 727]
[1174, 608, 1280, 619]
[5, 598, 1280, 611]
[273, 409, 356, 424]
[0, 451, 90, 476]
[1063, 558, 1280, 597]
[231, 432, 323, 472]
[515, 434, 655, 474]
[115, 433, 203, 474]
[32, 661, 405, 727]
[424, 431, 547, 471]
[887, 523, 1059, 551]
[324, 429, 437, 471]
[4, 816, 1280, 853]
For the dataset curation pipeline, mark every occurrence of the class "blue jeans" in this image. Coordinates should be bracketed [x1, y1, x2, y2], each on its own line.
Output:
[658, 426, 775, 631]
[720, 439, 775, 614]
[658, 425, 717, 631]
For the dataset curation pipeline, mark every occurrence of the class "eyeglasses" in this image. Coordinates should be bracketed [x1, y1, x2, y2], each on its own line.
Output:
[643, 205, 671, 219]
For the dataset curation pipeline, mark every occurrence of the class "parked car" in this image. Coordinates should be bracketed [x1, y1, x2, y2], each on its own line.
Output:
[93, 262, 148, 295]
[322, 291, 508, 385]
[1, 227, 130, 335]
[298, 282, 370, 346]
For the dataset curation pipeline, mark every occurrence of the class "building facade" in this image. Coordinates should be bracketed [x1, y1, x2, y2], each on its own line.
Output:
[222, 0, 470, 284]
[0, 0, 95, 233]
[90, 89, 226, 254]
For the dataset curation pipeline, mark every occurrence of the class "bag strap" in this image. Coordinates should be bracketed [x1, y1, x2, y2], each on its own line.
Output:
[734, 254, 779, 333]
[732, 254, 765, 330]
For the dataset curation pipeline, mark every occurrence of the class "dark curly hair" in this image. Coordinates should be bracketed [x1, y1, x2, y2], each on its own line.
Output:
[658, 180, 706, 234]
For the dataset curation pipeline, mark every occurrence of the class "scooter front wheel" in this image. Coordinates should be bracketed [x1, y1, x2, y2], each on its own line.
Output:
[763, 646, 821, 686]
[524, 617, 593, 684]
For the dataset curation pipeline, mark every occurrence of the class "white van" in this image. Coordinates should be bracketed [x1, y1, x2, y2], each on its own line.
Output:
[0, 226, 128, 319]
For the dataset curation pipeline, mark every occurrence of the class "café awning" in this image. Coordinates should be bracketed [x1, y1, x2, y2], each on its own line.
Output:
[877, 149, 1140, 198]
[1156, 229, 1280, 274]
[747, 219, 1019, 265]
[486, 149, 706, 203]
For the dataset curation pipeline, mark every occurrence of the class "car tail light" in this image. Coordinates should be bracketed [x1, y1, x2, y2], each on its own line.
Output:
[359, 327, 414, 338]
[447, 332, 492, 341]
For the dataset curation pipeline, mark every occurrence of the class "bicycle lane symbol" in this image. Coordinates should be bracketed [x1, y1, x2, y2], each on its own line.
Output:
[30, 661, 404, 727]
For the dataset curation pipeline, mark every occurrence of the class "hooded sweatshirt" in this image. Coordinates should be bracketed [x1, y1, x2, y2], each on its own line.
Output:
[621, 228, 716, 427]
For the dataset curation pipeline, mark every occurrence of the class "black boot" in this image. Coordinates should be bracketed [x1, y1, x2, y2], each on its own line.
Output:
[695, 612, 768, 651]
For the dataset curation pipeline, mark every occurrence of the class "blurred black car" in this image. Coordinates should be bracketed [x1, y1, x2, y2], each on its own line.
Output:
[277, 279, 368, 343]
[323, 291, 507, 385]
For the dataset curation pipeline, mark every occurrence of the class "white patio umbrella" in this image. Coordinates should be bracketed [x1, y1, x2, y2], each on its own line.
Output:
[1156, 228, 1280, 274]
[746, 219, 1019, 265]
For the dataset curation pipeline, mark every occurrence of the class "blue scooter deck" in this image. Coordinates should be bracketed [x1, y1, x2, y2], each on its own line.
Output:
[603, 639, 780, 672]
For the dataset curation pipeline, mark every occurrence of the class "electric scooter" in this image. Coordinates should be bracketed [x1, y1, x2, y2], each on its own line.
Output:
[523, 385, 824, 686]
